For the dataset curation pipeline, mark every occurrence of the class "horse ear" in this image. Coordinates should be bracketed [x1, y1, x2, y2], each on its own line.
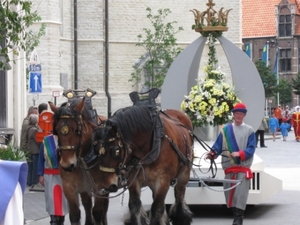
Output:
[74, 97, 85, 113]
[89, 121, 98, 130]
[106, 120, 118, 134]
[112, 123, 118, 134]
[49, 101, 58, 112]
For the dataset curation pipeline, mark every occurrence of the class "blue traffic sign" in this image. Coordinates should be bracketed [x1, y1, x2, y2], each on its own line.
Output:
[29, 64, 42, 72]
[29, 72, 42, 93]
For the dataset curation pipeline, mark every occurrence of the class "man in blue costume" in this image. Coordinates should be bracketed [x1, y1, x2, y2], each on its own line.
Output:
[206, 103, 256, 225]
[38, 134, 69, 225]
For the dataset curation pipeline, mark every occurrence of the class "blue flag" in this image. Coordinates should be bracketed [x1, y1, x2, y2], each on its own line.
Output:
[262, 44, 268, 64]
[245, 43, 251, 58]
[272, 49, 278, 74]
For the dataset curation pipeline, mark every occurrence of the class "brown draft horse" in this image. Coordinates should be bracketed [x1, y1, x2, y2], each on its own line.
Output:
[94, 105, 194, 225]
[49, 98, 108, 225]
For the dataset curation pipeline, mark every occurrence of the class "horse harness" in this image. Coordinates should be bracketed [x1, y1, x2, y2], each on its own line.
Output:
[98, 89, 194, 188]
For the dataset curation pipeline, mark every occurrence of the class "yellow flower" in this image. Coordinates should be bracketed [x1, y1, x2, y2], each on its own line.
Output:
[208, 98, 216, 105]
[194, 95, 202, 103]
[181, 66, 240, 127]
[181, 101, 187, 111]
[223, 83, 230, 89]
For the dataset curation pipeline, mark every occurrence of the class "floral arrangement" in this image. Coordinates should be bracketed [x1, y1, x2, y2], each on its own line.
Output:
[181, 66, 240, 127]
[181, 32, 240, 127]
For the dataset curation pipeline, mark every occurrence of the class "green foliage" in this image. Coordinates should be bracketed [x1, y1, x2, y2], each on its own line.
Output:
[192, 23, 224, 38]
[129, 7, 183, 90]
[0, 0, 45, 70]
[0, 145, 27, 161]
[255, 60, 278, 98]
[291, 72, 300, 96]
[277, 78, 292, 105]
[207, 35, 218, 69]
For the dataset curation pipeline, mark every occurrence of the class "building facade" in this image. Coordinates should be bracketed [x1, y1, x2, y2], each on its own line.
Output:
[242, 0, 300, 108]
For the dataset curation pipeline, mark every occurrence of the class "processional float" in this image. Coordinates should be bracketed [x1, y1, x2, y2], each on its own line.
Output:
[126, 0, 283, 206]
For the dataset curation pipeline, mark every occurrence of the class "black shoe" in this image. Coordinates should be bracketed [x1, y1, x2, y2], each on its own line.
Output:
[261, 146, 268, 148]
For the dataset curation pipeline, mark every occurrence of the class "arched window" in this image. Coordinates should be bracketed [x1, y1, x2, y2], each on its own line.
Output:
[279, 48, 292, 72]
[278, 5, 293, 37]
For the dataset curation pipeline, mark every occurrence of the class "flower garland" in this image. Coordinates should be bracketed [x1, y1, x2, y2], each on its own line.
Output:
[181, 33, 240, 127]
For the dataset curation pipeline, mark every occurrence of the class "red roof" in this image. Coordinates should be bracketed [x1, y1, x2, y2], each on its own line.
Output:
[242, 0, 280, 38]
[293, 0, 300, 34]
[292, 0, 300, 13]
[242, 0, 300, 37]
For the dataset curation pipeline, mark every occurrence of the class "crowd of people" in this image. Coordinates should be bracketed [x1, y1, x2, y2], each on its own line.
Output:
[19, 103, 68, 225]
[20, 103, 49, 189]
[265, 104, 300, 142]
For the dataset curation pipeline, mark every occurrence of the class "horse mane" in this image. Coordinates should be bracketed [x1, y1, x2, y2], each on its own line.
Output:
[110, 105, 153, 142]
[53, 98, 93, 127]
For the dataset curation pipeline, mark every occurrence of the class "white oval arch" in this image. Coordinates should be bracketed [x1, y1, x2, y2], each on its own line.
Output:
[161, 36, 265, 131]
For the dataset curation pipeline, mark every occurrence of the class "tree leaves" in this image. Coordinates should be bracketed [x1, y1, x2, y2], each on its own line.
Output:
[291, 72, 300, 96]
[129, 7, 183, 90]
[0, 0, 45, 70]
[255, 60, 277, 98]
[278, 78, 292, 105]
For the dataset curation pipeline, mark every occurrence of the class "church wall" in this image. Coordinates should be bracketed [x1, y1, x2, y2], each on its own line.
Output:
[26, 0, 241, 116]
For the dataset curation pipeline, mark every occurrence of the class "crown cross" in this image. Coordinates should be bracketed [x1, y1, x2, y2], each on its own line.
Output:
[190, 0, 232, 34]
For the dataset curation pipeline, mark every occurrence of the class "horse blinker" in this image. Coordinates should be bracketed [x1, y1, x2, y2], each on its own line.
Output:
[110, 146, 121, 159]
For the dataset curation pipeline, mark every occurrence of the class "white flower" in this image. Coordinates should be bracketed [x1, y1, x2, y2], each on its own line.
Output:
[181, 66, 240, 127]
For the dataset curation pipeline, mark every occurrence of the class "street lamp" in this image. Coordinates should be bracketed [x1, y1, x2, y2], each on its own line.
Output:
[276, 46, 280, 105]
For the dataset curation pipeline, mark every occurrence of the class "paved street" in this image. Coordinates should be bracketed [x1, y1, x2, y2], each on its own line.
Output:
[24, 131, 300, 224]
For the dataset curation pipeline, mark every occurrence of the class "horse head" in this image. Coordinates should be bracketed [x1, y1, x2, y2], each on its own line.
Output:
[94, 105, 155, 193]
[94, 119, 128, 193]
[49, 98, 94, 171]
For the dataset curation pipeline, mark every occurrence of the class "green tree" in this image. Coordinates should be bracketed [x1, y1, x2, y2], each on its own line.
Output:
[129, 7, 183, 90]
[291, 72, 300, 103]
[255, 60, 278, 98]
[0, 0, 45, 70]
[278, 78, 292, 105]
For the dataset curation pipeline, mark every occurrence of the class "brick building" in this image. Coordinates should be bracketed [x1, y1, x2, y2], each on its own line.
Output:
[242, 0, 300, 108]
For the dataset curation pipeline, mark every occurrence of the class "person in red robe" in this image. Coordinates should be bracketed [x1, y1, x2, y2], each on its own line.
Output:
[291, 106, 300, 141]
[274, 105, 283, 126]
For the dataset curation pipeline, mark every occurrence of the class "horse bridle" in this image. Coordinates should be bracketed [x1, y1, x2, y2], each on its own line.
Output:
[98, 130, 128, 174]
[57, 114, 83, 153]
[56, 111, 98, 163]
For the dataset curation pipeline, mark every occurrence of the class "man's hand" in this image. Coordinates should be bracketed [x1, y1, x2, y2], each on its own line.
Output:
[206, 151, 216, 160]
[39, 176, 45, 186]
[231, 151, 240, 158]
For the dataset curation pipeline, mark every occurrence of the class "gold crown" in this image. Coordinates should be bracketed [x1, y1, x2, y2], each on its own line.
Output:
[190, 0, 232, 33]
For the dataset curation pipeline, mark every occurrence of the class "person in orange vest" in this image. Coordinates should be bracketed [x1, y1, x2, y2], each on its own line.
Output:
[36, 103, 53, 143]
[291, 106, 300, 142]
[274, 105, 283, 126]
